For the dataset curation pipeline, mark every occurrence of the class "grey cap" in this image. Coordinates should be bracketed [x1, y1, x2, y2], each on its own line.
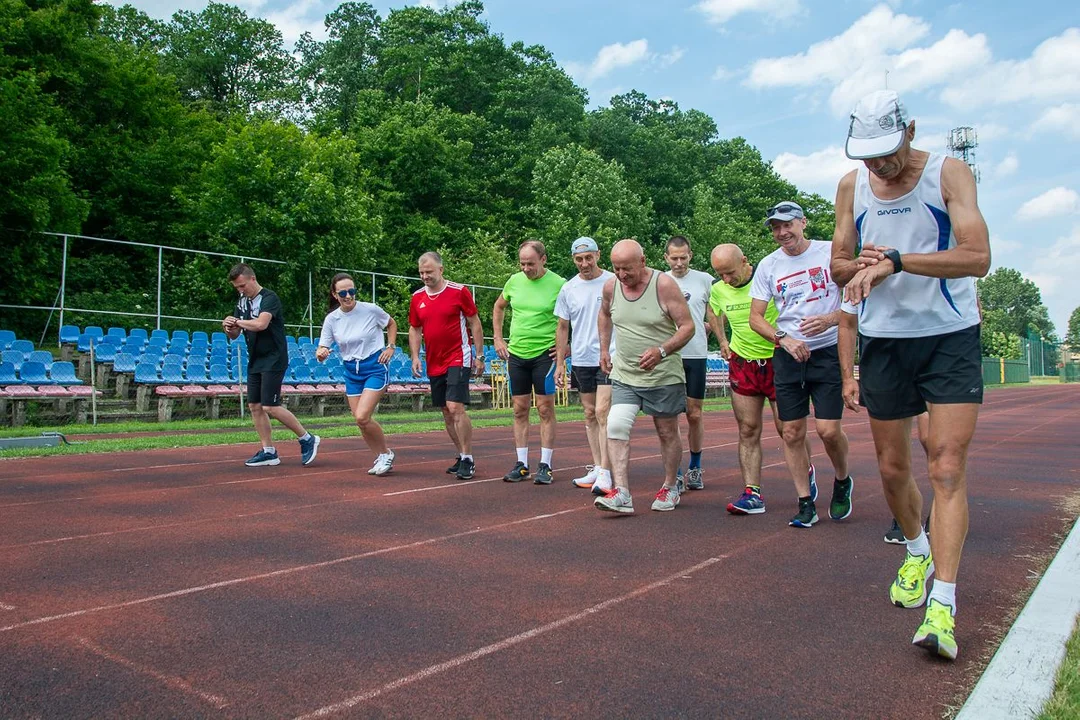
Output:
[764, 201, 805, 227]
[571, 236, 599, 255]
[846, 90, 910, 159]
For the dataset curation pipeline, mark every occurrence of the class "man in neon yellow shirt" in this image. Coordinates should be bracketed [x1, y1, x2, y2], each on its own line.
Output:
[493, 240, 566, 485]
[709, 244, 814, 515]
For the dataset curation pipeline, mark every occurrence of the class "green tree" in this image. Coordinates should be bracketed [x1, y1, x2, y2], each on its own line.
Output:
[436, 230, 519, 332]
[977, 267, 1055, 339]
[1065, 306, 1080, 351]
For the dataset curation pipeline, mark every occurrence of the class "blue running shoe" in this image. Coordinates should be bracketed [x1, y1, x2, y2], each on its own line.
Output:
[808, 463, 818, 502]
[727, 486, 765, 515]
[245, 449, 280, 467]
[299, 435, 320, 466]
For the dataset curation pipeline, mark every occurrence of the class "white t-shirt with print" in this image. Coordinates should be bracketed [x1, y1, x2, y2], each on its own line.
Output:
[666, 268, 714, 359]
[554, 270, 613, 366]
[319, 302, 391, 361]
[750, 240, 854, 351]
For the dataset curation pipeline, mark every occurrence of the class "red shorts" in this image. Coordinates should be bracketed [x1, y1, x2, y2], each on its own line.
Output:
[729, 353, 776, 400]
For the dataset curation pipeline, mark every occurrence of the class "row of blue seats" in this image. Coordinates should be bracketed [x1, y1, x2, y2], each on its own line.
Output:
[0, 361, 81, 386]
[2, 349, 54, 369]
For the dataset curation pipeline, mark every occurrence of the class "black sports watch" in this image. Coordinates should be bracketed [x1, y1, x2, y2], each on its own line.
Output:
[883, 248, 903, 274]
[773, 330, 787, 346]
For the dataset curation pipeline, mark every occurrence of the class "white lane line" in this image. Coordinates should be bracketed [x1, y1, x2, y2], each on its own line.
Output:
[0, 601, 14, 611]
[293, 556, 725, 720]
[0, 508, 584, 634]
[75, 636, 230, 709]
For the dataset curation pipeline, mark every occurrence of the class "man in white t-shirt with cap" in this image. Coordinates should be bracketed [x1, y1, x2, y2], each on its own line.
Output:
[555, 237, 615, 495]
[832, 89, 990, 661]
[750, 200, 855, 529]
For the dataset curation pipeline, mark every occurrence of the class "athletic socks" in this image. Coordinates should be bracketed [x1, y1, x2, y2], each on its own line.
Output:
[516, 447, 528, 465]
[299, 433, 312, 442]
[906, 530, 931, 558]
[928, 580, 957, 614]
[264, 446, 275, 454]
[540, 447, 553, 466]
[462, 454, 473, 462]
[689, 451, 702, 469]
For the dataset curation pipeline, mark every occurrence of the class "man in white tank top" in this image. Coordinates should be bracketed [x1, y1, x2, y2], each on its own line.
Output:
[832, 90, 991, 661]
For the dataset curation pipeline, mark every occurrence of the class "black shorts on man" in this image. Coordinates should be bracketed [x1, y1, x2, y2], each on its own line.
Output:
[431, 366, 472, 407]
[247, 370, 286, 407]
[772, 344, 844, 422]
[858, 324, 983, 420]
[682, 358, 707, 400]
[571, 365, 610, 394]
[508, 350, 555, 396]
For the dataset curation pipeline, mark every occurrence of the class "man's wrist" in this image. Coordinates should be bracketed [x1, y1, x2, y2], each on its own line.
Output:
[883, 248, 903, 274]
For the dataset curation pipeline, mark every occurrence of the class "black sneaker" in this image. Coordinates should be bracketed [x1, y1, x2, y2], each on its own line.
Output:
[789, 499, 818, 528]
[533, 463, 553, 485]
[446, 457, 462, 475]
[884, 518, 905, 544]
[829, 476, 853, 520]
[503, 462, 530, 482]
[456, 457, 475, 480]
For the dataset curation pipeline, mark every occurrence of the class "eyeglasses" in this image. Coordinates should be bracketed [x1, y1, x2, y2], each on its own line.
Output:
[766, 203, 802, 218]
[336, 288, 357, 299]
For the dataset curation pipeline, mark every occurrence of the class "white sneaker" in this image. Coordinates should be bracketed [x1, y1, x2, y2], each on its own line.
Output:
[594, 486, 634, 514]
[651, 483, 681, 512]
[573, 465, 599, 488]
[369, 449, 396, 476]
[590, 469, 613, 497]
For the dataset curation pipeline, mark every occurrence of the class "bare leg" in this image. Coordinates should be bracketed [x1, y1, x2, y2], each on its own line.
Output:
[580, 392, 601, 466]
[654, 415, 683, 487]
[442, 406, 462, 453]
[249, 403, 273, 447]
[814, 418, 849, 480]
[348, 390, 389, 455]
[595, 385, 612, 469]
[444, 401, 472, 454]
[264, 404, 307, 437]
[511, 394, 532, 449]
[536, 395, 556, 451]
[924, 404, 978, 582]
[870, 416, 923, 539]
[732, 393, 766, 486]
[781, 417, 811, 496]
[685, 397, 704, 454]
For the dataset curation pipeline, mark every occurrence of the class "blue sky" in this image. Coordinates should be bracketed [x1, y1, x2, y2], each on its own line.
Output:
[119, 0, 1080, 336]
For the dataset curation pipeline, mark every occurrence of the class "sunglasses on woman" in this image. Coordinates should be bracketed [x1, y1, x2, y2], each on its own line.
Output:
[337, 288, 357, 299]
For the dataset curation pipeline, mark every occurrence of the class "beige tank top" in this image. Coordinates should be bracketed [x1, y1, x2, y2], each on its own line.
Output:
[610, 269, 685, 387]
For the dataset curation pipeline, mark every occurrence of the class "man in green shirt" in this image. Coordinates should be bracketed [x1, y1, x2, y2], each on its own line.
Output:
[708, 244, 814, 515]
[492, 240, 566, 485]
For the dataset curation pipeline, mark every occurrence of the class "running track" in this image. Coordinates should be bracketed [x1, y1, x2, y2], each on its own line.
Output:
[1, 385, 1078, 719]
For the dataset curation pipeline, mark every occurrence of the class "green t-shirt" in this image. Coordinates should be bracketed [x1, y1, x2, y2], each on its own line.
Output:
[502, 270, 565, 358]
[709, 276, 778, 361]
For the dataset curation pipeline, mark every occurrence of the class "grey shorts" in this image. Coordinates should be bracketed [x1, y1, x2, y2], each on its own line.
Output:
[611, 380, 686, 418]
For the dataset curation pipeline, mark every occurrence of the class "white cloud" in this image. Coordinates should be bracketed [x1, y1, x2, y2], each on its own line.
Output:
[568, 39, 650, 82]
[712, 65, 735, 81]
[264, 0, 327, 47]
[975, 123, 1009, 142]
[990, 234, 1022, 254]
[658, 46, 686, 69]
[1015, 187, 1080, 221]
[1024, 223, 1080, 333]
[1031, 103, 1080, 140]
[694, 0, 802, 26]
[993, 153, 1019, 179]
[941, 29, 1080, 108]
[772, 145, 862, 198]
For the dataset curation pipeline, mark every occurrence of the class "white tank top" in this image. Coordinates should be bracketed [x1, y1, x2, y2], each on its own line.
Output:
[852, 153, 979, 338]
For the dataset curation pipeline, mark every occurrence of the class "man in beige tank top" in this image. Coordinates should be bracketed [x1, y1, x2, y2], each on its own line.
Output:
[594, 240, 695, 514]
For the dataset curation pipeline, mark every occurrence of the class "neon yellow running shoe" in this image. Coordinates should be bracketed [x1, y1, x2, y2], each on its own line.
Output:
[889, 552, 935, 608]
[912, 599, 957, 660]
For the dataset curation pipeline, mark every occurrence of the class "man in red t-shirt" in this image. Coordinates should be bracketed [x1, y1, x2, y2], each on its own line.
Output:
[409, 251, 486, 479]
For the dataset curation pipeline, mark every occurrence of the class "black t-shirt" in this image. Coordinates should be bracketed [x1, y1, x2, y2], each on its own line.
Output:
[235, 288, 288, 372]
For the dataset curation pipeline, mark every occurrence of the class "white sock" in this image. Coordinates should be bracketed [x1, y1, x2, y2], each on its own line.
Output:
[264, 446, 275, 454]
[541, 447, 553, 466]
[928, 580, 957, 613]
[299, 432, 312, 442]
[516, 447, 528, 465]
[462, 454, 473, 462]
[905, 530, 931, 558]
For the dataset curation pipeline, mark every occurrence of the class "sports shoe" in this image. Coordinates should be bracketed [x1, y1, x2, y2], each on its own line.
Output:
[685, 467, 704, 491]
[503, 462, 530, 482]
[299, 435, 320, 466]
[727, 486, 765, 515]
[456, 457, 475, 480]
[595, 487, 634, 514]
[446, 457, 462, 475]
[533, 463, 554, 485]
[368, 449, 395, 476]
[830, 476, 853, 520]
[675, 468, 685, 494]
[651, 484, 681, 512]
[573, 465, 599, 488]
[245, 449, 280, 467]
[591, 470, 612, 497]
[912, 599, 958, 660]
[808, 463, 818, 502]
[789, 498, 818, 528]
[890, 551, 935, 608]
[884, 519, 906, 544]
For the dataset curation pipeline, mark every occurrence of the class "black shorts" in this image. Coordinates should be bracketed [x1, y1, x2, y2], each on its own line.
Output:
[248, 369, 285, 407]
[682, 358, 707, 400]
[431, 366, 472, 407]
[772, 344, 844, 422]
[858, 324, 983, 420]
[571, 365, 610, 394]
[508, 350, 556, 396]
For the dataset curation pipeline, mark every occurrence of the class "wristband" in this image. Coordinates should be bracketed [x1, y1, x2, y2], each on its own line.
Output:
[883, 248, 903, 274]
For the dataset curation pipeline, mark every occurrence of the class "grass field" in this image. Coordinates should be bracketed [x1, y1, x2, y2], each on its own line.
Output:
[1038, 617, 1080, 720]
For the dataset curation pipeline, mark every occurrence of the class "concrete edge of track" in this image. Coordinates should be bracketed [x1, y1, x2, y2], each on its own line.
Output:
[956, 515, 1080, 720]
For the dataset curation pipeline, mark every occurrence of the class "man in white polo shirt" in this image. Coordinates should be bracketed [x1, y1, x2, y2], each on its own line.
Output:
[750, 200, 854, 529]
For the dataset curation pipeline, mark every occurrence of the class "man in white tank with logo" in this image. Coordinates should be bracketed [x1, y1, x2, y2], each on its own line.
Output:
[832, 90, 991, 661]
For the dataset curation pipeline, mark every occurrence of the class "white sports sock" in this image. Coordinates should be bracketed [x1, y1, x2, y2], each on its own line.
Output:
[541, 447, 553, 466]
[905, 530, 931, 558]
[264, 446, 275, 454]
[299, 432, 312, 442]
[928, 580, 957, 613]
[462, 454, 473, 462]
[516, 447, 528, 464]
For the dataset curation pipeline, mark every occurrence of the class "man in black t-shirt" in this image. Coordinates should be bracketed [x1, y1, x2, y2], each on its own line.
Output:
[223, 264, 320, 467]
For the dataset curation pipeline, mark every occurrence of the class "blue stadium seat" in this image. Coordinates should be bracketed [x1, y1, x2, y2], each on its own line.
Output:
[208, 363, 232, 383]
[184, 365, 210, 384]
[20, 361, 51, 384]
[94, 343, 118, 363]
[2, 350, 24, 370]
[141, 345, 165, 359]
[312, 365, 331, 383]
[134, 362, 160, 384]
[297, 336, 313, 346]
[292, 365, 312, 382]
[100, 334, 123, 347]
[77, 334, 98, 353]
[0, 361, 18, 384]
[161, 356, 185, 371]
[49, 361, 81, 385]
[211, 331, 228, 344]
[112, 352, 137, 373]
[150, 329, 168, 342]
[58, 326, 79, 345]
[171, 330, 189, 344]
[160, 363, 185, 384]
[286, 336, 298, 346]
[128, 328, 149, 344]
[191, 331, 209, 344]
[147, 335, 168, 348]
[0, 330, 15, 350]
[11, 339, 34, 357]
[106, 327, 126, 342]
[84, 326, 104, 341]
[27, 350, 52, 366]
[328, 365, 343, 382]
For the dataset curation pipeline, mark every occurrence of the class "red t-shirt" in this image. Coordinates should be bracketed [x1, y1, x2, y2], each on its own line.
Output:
[408, 282, 478, 377]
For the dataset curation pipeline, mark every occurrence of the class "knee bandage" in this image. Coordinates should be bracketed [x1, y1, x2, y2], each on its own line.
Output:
[606, 403, 639, 441]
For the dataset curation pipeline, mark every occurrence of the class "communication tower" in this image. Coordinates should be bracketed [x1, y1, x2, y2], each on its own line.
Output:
[947, 126, 980, 183]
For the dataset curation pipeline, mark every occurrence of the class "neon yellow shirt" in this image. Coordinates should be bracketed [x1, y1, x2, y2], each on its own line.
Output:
[709, 276, 778, 361]
[502, 270, 565, 358]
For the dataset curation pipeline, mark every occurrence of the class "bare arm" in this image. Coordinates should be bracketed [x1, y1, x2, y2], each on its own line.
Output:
[749, 298, 777, 344]
[492, 294, 509, 360]
[838, 310, 860, 411]
[708, 311, 730, 360]
[599, 278, 615, 374]
[466, 312, 485, 376]
[554, 318, 570, 387]
[902, 158, 990, 279]
[831, 171, 861, 286]
[656, 274, 695, 354]
[409, 325, 423, 377]
[234, 312, 272, 333]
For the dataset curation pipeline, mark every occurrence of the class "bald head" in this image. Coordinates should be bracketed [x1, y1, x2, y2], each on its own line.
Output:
[710, 243, 752, 287]
[610, 238, 648, 289]
[611, 239, 644, 265]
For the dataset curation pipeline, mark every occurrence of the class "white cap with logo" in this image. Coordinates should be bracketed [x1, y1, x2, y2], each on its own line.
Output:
[845, 90, 910, 160]
[570, 236, 599, 255]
